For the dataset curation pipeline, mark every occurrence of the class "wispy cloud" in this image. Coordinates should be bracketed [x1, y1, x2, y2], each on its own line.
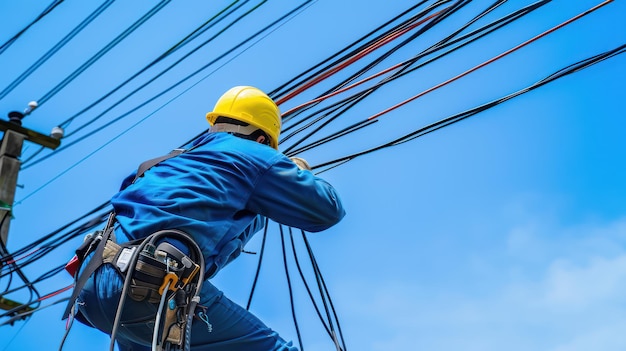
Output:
[335, 216, 626, 351]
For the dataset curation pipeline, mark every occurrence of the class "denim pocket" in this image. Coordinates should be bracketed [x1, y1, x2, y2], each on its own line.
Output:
[117, 308, 158, 346]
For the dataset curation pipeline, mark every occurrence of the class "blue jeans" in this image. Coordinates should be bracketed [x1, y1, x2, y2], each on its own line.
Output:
[77, 263, 297, 351]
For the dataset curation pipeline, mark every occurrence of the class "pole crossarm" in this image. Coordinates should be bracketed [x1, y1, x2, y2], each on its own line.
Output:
[0, 119, 60, 150]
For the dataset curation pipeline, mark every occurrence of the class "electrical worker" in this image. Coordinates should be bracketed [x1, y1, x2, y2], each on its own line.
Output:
[72, 86, 346, 350]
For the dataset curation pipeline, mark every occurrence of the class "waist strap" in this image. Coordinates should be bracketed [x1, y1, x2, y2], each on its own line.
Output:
[63, 217, 205, 319]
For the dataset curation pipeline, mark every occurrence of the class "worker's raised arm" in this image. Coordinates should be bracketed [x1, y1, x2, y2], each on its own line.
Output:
[247, 155, 345, 232]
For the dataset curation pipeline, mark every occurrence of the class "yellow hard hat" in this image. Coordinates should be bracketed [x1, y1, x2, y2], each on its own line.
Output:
[206, 86, 281, 149]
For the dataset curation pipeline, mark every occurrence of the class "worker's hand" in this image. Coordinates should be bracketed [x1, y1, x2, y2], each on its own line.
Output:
[290, 157, 311, 171]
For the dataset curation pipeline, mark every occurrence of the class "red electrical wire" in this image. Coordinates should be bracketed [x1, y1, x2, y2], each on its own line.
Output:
[37, 284, 73, 302]
[2, 248, 43, 265]
[275, 7, 448, 106]
[366, 0, 614, 121]
[281, 54, 410, 117]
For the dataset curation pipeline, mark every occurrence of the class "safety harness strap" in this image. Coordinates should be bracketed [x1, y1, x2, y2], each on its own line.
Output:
[132, 137, 210, 184]
[134, 148, 186, 183]
[62, 213, 116, 320]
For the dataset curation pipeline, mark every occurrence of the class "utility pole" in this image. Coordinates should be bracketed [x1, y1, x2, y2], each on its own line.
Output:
[0, 102, 62, 320]
[0, 102, 62, 246]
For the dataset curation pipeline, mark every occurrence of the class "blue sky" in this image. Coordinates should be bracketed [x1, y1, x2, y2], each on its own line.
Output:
[1, 1, 625, 350]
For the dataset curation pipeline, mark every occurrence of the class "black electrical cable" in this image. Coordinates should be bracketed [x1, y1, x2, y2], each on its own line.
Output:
[281, 0, 551, 155]
[536, 43, 626, 83]
[246, 223, 347, 350]
[246, 218, 269, 310]
[279, 225, 304, 350]
[57, 0, 248, 135]
[312, 43, 626, 172]
[0, 296, 69, 327]
[36, 0, 172, 106]
[0, 212, 41, 320]
[269, 0, 433, 100]
[280, 0, 548, 129]
[276, 0, 464, 114]
[0, 204, 110, 319]
[274, 0, 445, 119]
[0, 0, 115, 100]
[300, 229, 346, 351]
[21, 0, 307, 171]
[19, 0, 246, 166]
[279, 0, 473, 150]
[286, 120, 377, 157]
[3, 219, 102, 273]
[0, 247, 54, 280]
[277, 7, 453, 151]
[1, 264, 65, 297]
[348, 0, 552, 104]
[4, 236, 73, 275]
[0, 266, 66, 312]
[0, 226, 101, 323]
[282, 93, 370, 149]
[0, 0, 64, 56]
[287, 227, 339, 343]
[0, 247, 14, 296]
[429, 0, 508, 50]
[0, 201, 110, 262]
[57, 0, 265, 137]
[15, 0, 314, 210]
[279, 0, 510, 137]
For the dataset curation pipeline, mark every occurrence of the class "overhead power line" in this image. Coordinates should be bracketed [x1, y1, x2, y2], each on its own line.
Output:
[365, 0, 614, 122]
[20, 0, 308, 171]
[35, 0, 172, 107]
[0, 0, 114, 100]
[6, 0, 616, 290]
[279, 0, 495, 154]
[56, 0, 249, 135]
[19, 0, 252, 167]
[312, 43, 626, 173]
[0, 0, 64, 56]
[1, 2, 622, 350]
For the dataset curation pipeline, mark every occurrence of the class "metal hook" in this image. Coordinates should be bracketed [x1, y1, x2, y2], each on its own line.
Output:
[197, 311, 213, 333]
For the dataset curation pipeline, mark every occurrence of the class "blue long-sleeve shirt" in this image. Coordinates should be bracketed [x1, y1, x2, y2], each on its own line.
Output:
[110, 132, 345, 276]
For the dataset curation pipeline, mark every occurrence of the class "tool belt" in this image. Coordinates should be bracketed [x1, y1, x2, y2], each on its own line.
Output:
[102, 234, 200, 304]
[63, 213, 205, 349]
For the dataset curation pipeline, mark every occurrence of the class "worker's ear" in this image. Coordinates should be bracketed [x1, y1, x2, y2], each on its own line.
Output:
[255, 135, 266, 145]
